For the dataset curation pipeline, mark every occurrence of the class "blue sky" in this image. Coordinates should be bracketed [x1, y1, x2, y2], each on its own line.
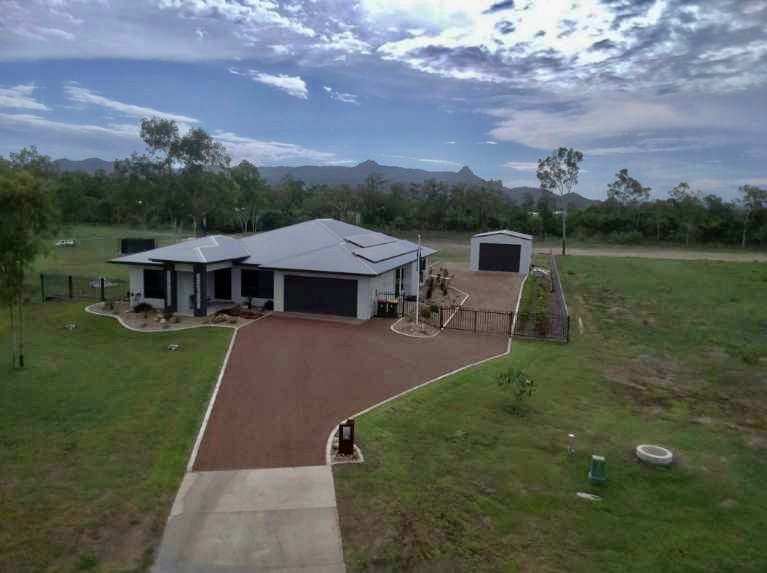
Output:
[1, 0, 766, 200]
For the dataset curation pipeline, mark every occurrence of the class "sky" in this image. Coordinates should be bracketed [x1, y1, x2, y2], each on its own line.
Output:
[1, 0, 766, 200]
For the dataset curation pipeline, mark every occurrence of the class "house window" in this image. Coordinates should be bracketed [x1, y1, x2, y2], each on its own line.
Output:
[241, 269, 274, 299]
[143, 269, 164, 299]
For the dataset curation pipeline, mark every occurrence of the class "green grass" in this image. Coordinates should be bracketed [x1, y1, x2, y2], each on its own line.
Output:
[0, 302, 231, 572]
[25, 225, 185, 303]
[334, 256, 767, 572]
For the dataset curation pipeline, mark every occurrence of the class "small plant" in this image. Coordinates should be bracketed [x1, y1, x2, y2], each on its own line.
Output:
[496, 367, 535, 414]
[440, 278, 448, 296]
[132, 302, 153, 314]
[420, 306, 432, 319]
[263, 299, 274, 310]
[430, 303, 439, 313]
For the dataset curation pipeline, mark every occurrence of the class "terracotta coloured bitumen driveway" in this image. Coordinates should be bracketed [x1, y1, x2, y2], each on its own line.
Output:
[193, 316, 508, 471]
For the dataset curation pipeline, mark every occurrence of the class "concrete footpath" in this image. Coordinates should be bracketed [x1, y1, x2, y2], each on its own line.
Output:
[152, 466, 345, 573]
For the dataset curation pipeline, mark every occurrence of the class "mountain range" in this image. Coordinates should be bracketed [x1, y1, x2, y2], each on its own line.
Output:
[53, 158, 598, 209]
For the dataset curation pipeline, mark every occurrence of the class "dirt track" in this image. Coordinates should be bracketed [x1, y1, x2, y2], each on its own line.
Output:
[534, 246, 767, 263]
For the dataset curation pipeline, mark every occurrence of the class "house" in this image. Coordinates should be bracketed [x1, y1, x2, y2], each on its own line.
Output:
[110, 218, 436, 320]
[469, 230, 533, 274]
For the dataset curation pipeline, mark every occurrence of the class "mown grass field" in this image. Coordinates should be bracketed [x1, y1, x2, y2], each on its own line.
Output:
[334, 256, 767, 572]
[0, 303, 231, 572]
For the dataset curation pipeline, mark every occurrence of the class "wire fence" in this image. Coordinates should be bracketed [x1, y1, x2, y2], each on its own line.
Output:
[40, 274, 128, 303]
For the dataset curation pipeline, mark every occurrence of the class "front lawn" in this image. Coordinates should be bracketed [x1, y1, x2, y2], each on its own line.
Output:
[0, 302, 231, 572]
[334, 256, 767, 571]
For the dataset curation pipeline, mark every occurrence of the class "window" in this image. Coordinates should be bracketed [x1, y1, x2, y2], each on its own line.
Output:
[143, 269, 165, 299]
[241, 269, 274, 299]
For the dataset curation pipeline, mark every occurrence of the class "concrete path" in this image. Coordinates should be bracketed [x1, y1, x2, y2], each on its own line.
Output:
[153, 466, 345, 573]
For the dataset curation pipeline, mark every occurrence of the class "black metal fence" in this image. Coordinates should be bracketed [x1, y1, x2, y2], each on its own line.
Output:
[375, 256, 571, 342]
[512, 254, 570, 342]
[40, 273, 127, 303]
[375, 291, 515, 336]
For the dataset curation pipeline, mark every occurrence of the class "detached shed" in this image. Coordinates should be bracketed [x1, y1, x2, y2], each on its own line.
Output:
[470, 230, 533, 274]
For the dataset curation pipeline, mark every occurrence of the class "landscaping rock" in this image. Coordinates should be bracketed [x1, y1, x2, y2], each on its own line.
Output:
[576, 492, 602, 501]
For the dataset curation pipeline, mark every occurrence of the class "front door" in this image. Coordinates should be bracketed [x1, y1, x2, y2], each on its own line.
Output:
[177, 273, 194, 315]
[214, 268, 232, 300]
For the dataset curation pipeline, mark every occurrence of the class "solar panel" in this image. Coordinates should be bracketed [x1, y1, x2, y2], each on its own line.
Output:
[353, 241, 416, 263]
[344, 232, 396, 248]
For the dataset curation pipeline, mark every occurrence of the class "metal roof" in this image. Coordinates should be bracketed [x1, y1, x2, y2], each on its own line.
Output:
[112, 235, 249, 265]
[472, 229, 534, 241]
[112, 219, 437, 276]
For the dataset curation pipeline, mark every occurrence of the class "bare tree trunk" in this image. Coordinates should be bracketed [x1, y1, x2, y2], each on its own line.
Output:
[17, 288, 23, 369]
[8, 304, 15, 369]
[742, 219, 747, 248]
[561, 208, 567, 256]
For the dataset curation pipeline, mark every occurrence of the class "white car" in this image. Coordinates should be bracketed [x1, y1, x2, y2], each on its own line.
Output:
[55, 239, 76, 247]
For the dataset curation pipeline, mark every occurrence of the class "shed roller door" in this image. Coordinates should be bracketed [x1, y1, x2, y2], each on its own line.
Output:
[478, 243, 521, 272]
[284, 275, 358, 317]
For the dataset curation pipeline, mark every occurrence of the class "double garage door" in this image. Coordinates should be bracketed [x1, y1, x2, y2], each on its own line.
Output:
[284, 275, 358, 317]
[478, 243, 522, 272]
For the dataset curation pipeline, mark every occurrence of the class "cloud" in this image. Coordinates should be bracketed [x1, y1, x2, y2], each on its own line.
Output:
[481, 140, 498, 145]
[445, 140, 457, 144]
[484, 0, 515, 15]
[214, 131, 340, 164]
[157, 0, 316, 38]
[417, 157, 460, 166]
[0, 112, 138, 139]
[323, 86, 359, 104]
[487, 96, 749, 150]
[64, 84, 199, 123]
[504, 161, 538, 171]
[230, 69, 308, 99]
[0, 84, 49, 111]
[315, 31, 372, 55]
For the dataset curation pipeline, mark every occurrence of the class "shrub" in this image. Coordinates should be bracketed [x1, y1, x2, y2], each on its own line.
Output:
[132, 302, 153, 313]
[606, 230, 642, 244]
[420, 306, 432, 319]
[440, 279, 448, 296]
[263, 299, 274, 311]
[430, 303, 439, 313]
[496, 367, 535, 414]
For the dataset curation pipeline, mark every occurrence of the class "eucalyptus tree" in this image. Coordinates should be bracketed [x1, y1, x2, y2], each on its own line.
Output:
[738, 185, 767, 248]
[0, 163, 58, 369]
[537, 147, 584, 255]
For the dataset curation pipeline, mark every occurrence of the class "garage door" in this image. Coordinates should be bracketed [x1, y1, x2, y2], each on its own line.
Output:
[284, 275, 358, 317]
[478, 243, 521, 272]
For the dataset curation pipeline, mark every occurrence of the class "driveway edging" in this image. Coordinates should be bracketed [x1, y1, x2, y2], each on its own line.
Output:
[324, 275, 525, 464]
[324, 336, 511, 465]
[186, 314, 271, 472]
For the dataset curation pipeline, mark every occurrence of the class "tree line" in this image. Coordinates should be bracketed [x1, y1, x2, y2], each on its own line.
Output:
[2, 119, 765, 248]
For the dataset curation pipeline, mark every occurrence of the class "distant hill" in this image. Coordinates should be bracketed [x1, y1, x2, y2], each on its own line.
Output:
[502, 186, 599, 210]
[53, 156, 598, 209]
[257, 159, 486, 187]
[54, 157, 114, 174]
[258, 160, 598, 209]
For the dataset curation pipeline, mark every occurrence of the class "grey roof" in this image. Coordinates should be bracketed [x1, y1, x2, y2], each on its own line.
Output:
[111, 235, 249, 265]
[473, 229, 533, 241]
[112, 219, 436, 276]
[239, 219, 436, 275]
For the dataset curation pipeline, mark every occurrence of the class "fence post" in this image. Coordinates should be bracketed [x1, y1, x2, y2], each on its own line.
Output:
[67, 275, 73, 299]
[40, 274, 45, 303]
[100, 277, 105, 302]
[439, 307, 444, 329]
[566, 315, 571, 342]
[473, 310, 478, 333]
[507, 312, 513, 336]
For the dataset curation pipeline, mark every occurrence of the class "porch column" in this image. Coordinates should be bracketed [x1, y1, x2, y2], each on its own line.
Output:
[163, 262, 177, 313]
[192, 263, 208, 317]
